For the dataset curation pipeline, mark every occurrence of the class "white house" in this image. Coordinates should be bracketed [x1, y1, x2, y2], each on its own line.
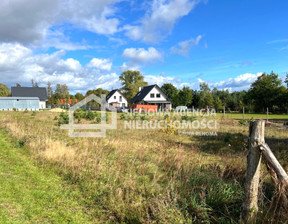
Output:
[106, 89, 128, 108]
[130, 84, 172, 111]
[11, 87, 48, 109]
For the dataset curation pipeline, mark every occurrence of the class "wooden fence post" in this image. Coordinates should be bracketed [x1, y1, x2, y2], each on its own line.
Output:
[241, 120, 265, 223]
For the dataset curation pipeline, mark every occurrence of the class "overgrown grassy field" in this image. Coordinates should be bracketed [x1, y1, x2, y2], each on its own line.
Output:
[0, 110, 287, 223]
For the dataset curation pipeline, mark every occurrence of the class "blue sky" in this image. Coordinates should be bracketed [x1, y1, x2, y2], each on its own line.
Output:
[0, 0, 287, 94]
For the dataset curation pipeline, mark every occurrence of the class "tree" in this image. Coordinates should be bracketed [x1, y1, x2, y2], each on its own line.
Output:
[178, 86, 193, 106]
[31, 79, 39, 87]
[119, 70, 148, 101]
[86, 88, 109, 97]
[0, 83, 10, 96]
[75, 93, 84, 101]
[47, 81, 53, 99]
[161, 83, 179, 107]
[16, 83, 21, 87]
[247, 71, 284, 112]
[213, 96, 223, 112]
[55, 84, 69, 99]
[198, 82, 213, 108]
[285, 73, 288, 88]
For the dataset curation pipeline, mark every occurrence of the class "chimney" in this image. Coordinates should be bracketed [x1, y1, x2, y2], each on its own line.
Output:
[139, 86, 142, 92]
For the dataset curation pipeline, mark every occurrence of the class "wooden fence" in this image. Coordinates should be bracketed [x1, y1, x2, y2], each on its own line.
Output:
[241, 120, 288, 223]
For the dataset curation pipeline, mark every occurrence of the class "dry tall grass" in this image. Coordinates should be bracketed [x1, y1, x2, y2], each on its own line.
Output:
[0, 111, 287, 223]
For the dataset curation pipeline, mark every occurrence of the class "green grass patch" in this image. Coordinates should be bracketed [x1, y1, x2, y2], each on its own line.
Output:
[0, 129, 95, 224]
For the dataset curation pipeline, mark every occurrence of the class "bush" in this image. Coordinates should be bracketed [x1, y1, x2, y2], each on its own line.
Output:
[86, 111, 96, 120]
[140, 115, 149, 121]
[95, 112, 101, 123]
[238, 119, 247, 126]
[120, 114, 126, 120]
[181, 115, 196, 121]
[164, 114, 169, 120]
[31, 111, 37, 116]
[54, 116, 58, 120]
[58, 112, 69, 125]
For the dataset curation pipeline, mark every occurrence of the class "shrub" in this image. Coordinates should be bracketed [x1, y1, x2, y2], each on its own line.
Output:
[54, 116, 58, 120]
[58, 112, 69, 125]
[31, 111, 37, 116]
[238, 119, 247, 126]
[181, 115, 196, 121]
[120, 114, 126, 120]
[164, 114, 169, 120]
[86, 111, 96, 120]
[95, 112, 101, 123]
[140, 115, 149, 121]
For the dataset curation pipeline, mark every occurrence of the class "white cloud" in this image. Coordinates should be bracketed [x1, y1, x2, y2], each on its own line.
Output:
[87, 58, 112, 72]
[0, 0, 123, 44]
[95, 73, 120, 89]
[0, 43, 119, 93]
[144, 74, 182, 86]
[171, 35, 202, 56]
[121, 47, 163, 72]
[212, 73, 262, 90]
[122, 47, 163, 63]
[120, 62, 141, 72]
[124, 0, 199, 43]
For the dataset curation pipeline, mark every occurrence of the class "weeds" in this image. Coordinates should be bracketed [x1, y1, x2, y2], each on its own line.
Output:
[0, 111, 287, 223]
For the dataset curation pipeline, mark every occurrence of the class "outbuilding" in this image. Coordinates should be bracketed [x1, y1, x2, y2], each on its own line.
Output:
[11, 87, 48, 109]
[0, 97, 40, 111]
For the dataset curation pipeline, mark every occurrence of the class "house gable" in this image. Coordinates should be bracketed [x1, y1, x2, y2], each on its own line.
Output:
[143, 86, 169, 102]
[106, 89, 128, 107]
[130, 84, 170, 104]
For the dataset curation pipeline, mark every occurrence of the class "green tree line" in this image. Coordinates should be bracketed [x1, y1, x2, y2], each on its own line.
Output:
[0, 71, 287, 113]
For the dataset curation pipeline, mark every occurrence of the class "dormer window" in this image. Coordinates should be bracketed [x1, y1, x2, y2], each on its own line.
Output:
[150, 93, 155, 98]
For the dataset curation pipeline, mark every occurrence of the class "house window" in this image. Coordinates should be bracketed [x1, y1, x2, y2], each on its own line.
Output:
[114, 96, 116, 99]
[156, 93, 160, 98]
[150, 93, 155, 98]
[119, 96, 122, 102]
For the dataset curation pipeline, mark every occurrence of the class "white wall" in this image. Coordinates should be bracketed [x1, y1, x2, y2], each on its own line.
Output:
[39, 101, 46, 109]
[107, 91, 128, 107]
[143, 86, 167, 101]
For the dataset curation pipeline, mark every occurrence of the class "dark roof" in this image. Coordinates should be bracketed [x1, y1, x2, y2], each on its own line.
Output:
[130, 84, 171, 104]
[11, 87, 48, 101]
[106, 89, 118, 101]
[106, 89, 127, 101]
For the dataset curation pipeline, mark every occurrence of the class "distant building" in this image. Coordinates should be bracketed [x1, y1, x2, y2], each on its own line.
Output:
[106, 89, 128, 108]
[60, 99, 78, 105]
[130, 84, 172, 112]
[11, 87, 48, 109]
[0, 97, 39, 111]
